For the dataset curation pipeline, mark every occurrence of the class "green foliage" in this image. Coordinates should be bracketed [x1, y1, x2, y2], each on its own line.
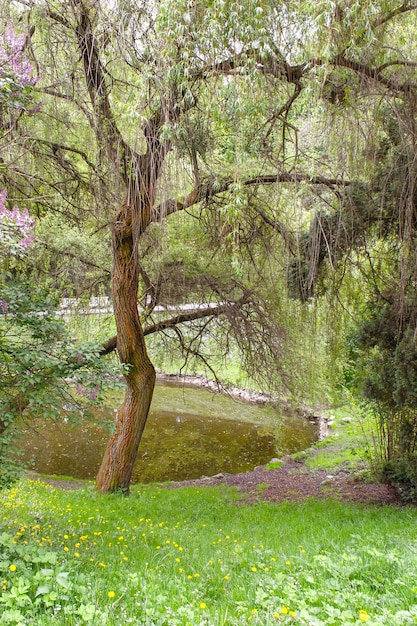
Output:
[0, 529, 109, 624]
[0, 276, 119, 488]
[350, 299, 417, 499]
[2, 479, 417, 624]
[31, 215, 111, 298]
[2, 0, 417, 498]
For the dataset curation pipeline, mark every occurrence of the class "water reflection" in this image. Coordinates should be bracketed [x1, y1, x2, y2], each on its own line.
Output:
[17, 382, 318, 483]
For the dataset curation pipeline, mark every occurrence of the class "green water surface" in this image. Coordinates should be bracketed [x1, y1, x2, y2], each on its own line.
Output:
[18, 382, 318, 483]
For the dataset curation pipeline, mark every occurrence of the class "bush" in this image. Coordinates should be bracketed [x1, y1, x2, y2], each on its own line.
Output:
[352, 299, 417, 499]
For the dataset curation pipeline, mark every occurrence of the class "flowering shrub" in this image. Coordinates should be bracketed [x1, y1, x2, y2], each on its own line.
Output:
[0, 24, 39, 112]
[0, 188, 35, 254]
[0, 22, 121, 489]
[0, 207, 116, 488]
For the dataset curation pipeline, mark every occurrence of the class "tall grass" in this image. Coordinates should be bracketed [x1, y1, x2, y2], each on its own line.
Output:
[1, 479, 417, 625]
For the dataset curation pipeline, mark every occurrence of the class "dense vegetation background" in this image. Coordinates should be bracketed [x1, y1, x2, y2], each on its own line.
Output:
[1, 0, 417, 494]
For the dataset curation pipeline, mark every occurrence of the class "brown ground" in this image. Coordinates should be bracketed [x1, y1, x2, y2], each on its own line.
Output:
[28, 460, 403, 506]
[168, 458, 404, 506]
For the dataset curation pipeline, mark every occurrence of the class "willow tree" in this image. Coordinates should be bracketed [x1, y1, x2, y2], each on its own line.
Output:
[6, 0, 417, 492]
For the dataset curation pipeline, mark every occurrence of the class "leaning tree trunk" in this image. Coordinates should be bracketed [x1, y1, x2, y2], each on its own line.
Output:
[96, 204, 156, 494]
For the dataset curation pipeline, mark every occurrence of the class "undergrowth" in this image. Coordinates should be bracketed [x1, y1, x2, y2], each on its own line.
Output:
[1, 479, 417, 625]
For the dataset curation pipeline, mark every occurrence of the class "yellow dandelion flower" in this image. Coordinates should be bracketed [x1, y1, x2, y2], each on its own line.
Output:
[359, 610, 369, 622]
[199, 602, 207, 609]
[251, 566, 257, 572]
[9, 565, 16, 572]
[289, 611, 296, 617]
[285, 560, 291, 566]
[273, 613, 280, 619]
[224, 575, 230, 580]
[281, 606, 289, 615]
[108, 591, 115, 599]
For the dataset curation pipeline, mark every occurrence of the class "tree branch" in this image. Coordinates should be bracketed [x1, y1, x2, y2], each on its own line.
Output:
[152, 172, 350, 222]
[71, 0, 129, 175]
[32, 138, 98, 173]
[252, 207, 296, 253]
[331, 53, 417, 93]
[40, 241, 111, 275]
[41, 87, 95, 127]
[373, 2, 417, 28]
[377, 60, 417, 72]
[143, 294, 252, 336]
[199, 48, 305, 85]
[99, 293, 253, 356]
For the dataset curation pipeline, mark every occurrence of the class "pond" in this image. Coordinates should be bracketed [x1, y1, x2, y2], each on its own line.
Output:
[17, 381, 319, 483]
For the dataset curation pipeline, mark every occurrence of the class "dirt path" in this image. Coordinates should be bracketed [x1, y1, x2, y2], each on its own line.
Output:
[167, 458, 403, 506]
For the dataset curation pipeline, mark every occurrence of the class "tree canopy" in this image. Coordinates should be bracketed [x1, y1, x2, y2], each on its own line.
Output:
[1, 0, 417, 493]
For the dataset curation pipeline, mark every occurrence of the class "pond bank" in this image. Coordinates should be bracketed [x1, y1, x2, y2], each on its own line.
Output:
[157, 371, 329, 439]
[26, 397, 405, 506]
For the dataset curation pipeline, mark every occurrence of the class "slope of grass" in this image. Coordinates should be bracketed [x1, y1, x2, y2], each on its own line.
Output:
[1, 478, 417, 625]
[292, 405, 375, 479]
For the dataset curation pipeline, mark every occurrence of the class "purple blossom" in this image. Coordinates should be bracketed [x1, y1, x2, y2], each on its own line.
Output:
[0, 24, 39, 99]
[27, 102, 42, 115]
[0, 188, 35, 252]
[19, 234, 35, 249]
[5, 24, 25, 50]
[0, 300, 9, 313]
[76, 384, 100, 400]
[89, 385, 99, 400]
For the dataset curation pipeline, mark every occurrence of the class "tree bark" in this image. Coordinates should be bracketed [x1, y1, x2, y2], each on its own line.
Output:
[95, 204, 156, 494]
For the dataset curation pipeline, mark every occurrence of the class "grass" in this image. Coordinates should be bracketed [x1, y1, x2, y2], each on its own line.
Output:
[301, 405, 374, 476]
[1, 478, 417, 625]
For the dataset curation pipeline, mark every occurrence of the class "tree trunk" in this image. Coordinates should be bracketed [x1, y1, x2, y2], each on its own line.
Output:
[96, 204, 155, 494]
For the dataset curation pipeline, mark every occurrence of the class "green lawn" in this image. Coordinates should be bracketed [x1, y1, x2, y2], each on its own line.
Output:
[1, 477, 417, 625]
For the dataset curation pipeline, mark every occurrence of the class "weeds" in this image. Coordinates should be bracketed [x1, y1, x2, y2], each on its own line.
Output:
[1, 479, 417, 624]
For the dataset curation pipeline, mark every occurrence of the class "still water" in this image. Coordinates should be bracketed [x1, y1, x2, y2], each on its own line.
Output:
[18, 382, 318, 483]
